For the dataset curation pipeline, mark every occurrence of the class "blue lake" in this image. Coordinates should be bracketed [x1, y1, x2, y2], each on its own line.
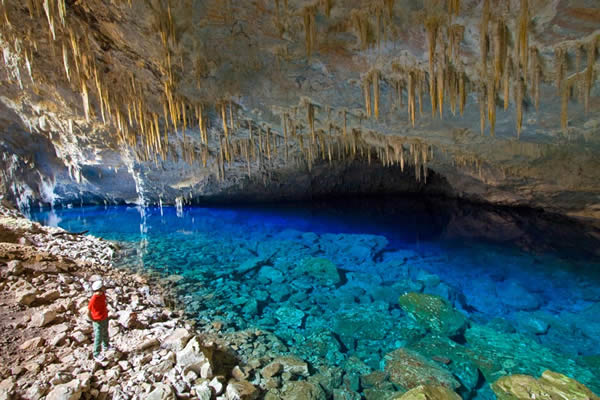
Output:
[31, 197, 600, 398]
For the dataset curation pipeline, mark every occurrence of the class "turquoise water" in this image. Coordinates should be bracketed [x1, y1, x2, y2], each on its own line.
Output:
[32, 197, 600, 397]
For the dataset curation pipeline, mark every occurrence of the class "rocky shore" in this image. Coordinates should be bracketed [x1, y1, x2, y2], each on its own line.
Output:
[0, 205, 599, 400]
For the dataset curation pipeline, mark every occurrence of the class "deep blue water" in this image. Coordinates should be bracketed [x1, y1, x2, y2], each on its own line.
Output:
[31, 197, 600, 397]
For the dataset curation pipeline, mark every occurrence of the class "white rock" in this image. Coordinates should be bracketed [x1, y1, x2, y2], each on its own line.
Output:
[194, 382, 212, 400]
[46, 379, 82, 400]
[19, 336, 44, 350]
[209, 377, 224, 395]
[6, 260, 23, 276]
[16, 289, 37, 306]
[161, 328, 192, 351]
[146, 383, 175, 400]
[31, 308, 57, 327]
[176, 337, 211, 375]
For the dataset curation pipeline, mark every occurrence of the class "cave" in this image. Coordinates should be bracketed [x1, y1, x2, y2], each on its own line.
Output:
[0, 0, 599, 399]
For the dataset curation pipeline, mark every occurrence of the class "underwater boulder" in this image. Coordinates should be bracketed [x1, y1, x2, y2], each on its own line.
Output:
[394, 385, 461, 400]
[408, 336, 479, 395]
[491, 370, 600, 400]
[464, 324, 600, 393]
[398, 293, 468, 337]
[297, 257, 341, 286]
[278, 381, 326, 400]
[497, 281, 541, 311]
[332, 303, 391, 351]
[383, 348, 460, 391]
[274, 306, 305, 328]
[318, 234, 388, 269]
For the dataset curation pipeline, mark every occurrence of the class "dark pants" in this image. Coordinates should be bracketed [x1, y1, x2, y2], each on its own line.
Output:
[92, 318, 109, 356]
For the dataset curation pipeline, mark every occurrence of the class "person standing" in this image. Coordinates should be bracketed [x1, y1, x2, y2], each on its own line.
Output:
[88, 280, 110, 361]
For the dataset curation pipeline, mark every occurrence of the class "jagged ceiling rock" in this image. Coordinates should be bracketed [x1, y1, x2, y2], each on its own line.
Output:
[0, 0, 599, 219]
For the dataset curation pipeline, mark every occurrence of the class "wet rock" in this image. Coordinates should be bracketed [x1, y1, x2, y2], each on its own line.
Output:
[298, 257, 341, 286]
[398, 293, 467, 337]
[257, 266, 285, 283]
[280, 381, 326, 400]
[383, 348, 460, 391]
[261, 362, 283, 379]
[272, 356, 309, 377]
[396, 385, 461, 400]
[332, 303, 390, 350]
[333, 388, 362, 400]
[408, 336, 479, 394]
[274, 306, 305, 328]
[497, 282, 541, 311]
[491, 370, 600, 400]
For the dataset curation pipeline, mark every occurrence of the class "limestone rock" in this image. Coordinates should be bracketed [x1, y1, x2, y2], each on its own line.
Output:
[280, 381, 326, 400]
[274, 306, 305, 328]
[271, 356, 309, 377]
[298, 257, 341, 286]
[261, 362, 283, 379]
[19, 336, 45, 350]
[398, 293, 467, 337]
[226, 380, 259, 400]
[491, 370, 600, 400]
[384, 349, 460, 392]
[45, 379, 83, 400]
[176, 336, 212, 375]
[31, 308, 58, 327]
[396, 385, 461, 400]
[6, 260, 23, 275]
[16, 289, 37, 306]
[147, 383, 176, 400]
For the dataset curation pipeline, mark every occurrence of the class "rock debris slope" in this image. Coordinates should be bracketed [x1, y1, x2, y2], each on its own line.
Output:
[0, 0, 599, 217]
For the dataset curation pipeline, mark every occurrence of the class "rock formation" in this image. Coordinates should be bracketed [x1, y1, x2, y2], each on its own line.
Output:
[0, 0, 598, 218]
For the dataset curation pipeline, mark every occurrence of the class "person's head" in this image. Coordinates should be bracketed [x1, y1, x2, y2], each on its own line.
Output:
[91, 280, 104, 293]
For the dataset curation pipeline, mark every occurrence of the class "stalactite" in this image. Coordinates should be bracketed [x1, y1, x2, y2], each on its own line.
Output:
[554, 46, 566, 96]
[373, 70, 380, 120]
[487, 80, 496, 136]
[561, 80, 568, 133]
[436, 64, 444, 118]
[351, 9, 369, 49]
[518, 0, 529, 79]
[408, 71, 416, 127]
[584, 38, 596, 114]
[425, 17, 441, 117]
[514, 75, 524, 138]
[479, 0, 490, 80]
[493, 18, 506, 89]
[503, 57, 512, 110]
[479, 84, 486, 135]
[81, 80, 90, 122]
[448, 0, 460, 16]
[320, 0, 333, 18]
[221, 102, 229, 138]
[363, 76, 372, 118]
[303, 6, 317, 58]
[575, 43, 584, 104]
[43, 0, 56, 40]
[459, 71, 465, 116]
[529, 47, 541, 112]
[62, 42, 70, 82]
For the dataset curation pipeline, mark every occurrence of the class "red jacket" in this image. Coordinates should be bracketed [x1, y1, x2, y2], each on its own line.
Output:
[88, 292, 108, 321]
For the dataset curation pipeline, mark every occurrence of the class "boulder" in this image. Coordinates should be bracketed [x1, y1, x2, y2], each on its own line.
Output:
[0, 377, 16, 400]
[16, 289, 37, 306]
[226, 380, 259, 400]
[274, 306, 305, 328]
[31, 308, 58, 327]
[176, 336, 212, 375]
[398, 293, 467, 337]
[45, 380, 83, 400]
[280, 381, 326, 400]
[497, 282, 541, 311]
[146, 383, 176, 400]
[396, 385, 461, 400]
[40, 290, 61, 304]
[491, 370, 600, 400]
[19, 336, 45, 350]
[298, 257, 341, 286]
[117, 310, 140, 329]
[261, 362, 283, 379]
[383, 349, 460, 392]
[6, 260, 23, 276]
[271, 356, 309, 377]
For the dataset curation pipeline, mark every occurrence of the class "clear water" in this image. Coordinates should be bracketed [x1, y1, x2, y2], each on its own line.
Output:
[32, 197, 600, 397]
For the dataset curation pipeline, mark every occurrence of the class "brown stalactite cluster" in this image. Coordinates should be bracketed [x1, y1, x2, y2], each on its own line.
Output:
[0, 0, 599, 189]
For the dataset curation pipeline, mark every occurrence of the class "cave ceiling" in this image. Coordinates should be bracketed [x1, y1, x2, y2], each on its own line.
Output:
[0, 0, 599, 218]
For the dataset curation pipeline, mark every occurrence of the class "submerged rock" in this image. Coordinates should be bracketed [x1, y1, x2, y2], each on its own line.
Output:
[398, 293, 467, 337]
[298, 257, 341, 286]
[383, 348, 460, 391]
[396, 385, 461, 400]
[491, 370, 600, 400]
[279, 381, 326, 400]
